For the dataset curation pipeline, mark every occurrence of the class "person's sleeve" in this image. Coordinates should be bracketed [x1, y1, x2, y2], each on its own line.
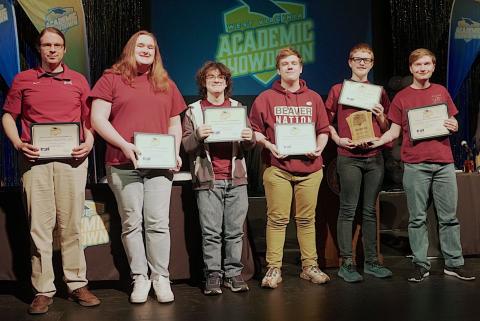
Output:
[241, 117, 256, 150]
[325, 85, 338, 123]
[249, 95, 266, 134]
[89, 73, 114, 102]
[181, 109, 201, 153]
[2, 74, 24, 117]
[444, 87, 458, 117]
[169, 81, 187, 117]
[79, 76, 91, 124]
[315, 94, 330, 135]
[387, 94, 402, 125]
[381, 88, 391, 114]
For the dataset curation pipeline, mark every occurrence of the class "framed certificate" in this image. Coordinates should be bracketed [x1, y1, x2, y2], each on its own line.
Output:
[338, 80, 382, 111]
[407, 104, 450, 141]
[203, 106, 247, 143]
[275, 123, 316, 155]
[134, 133, 176, 169]
[31, 122, 80, 159]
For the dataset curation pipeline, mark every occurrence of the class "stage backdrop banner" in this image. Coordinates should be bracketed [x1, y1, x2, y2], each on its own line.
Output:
[152, 0, 372, 96]
[0, 0, 20, 87]
[17, 0, 90, 81]
[447, 0, 480, 99]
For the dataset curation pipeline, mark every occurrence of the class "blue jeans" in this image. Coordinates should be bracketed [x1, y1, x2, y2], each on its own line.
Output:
[107, 165, 173, 280]
[337, 154, 384, 262]
[403, 163, 464, 269]
[196, 180, 248, 277]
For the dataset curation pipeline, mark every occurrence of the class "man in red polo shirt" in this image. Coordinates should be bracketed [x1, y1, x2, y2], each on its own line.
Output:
[2, 27, 100, 314]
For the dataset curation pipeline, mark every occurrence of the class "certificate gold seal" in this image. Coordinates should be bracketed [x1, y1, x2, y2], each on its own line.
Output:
[220, 110, 231, 121]
[50, 127, 62, 136]
[289, 126, 300, 136]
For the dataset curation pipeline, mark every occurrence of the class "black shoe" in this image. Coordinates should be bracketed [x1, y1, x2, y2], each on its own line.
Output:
[204, 272, 222, 295]
[444, 266, 476, 281]
[408, 265, 429, 283]
[224, 275, 249, 292]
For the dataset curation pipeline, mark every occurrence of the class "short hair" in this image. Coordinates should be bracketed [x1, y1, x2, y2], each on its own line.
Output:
[37, 27, 66, 48]
[196, 61, 233, 100]
[349, 43, 374, 60]
[276, 47, 303, 69]
[409, 48, 436, 66]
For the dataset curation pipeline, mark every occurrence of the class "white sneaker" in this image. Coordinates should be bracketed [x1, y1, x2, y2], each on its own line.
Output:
[261, 267, 282, 289]
[152, 277, 174, 303]
[130, 276, 151, 303]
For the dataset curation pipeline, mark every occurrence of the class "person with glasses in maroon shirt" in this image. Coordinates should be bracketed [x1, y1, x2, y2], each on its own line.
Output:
[326, 43, 392, 283]
[2, 27, 100, 314]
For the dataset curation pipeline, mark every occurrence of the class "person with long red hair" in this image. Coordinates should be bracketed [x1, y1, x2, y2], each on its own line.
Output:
[90, 30, 186, 303]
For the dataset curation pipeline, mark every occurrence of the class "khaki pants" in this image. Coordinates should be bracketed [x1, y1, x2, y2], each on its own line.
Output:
[263, 166, 323, 268]
[22, 158, 88, 296]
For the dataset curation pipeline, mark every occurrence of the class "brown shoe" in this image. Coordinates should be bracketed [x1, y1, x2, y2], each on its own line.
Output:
[69, 286, 101, 307]
[28, 295, 53, 314]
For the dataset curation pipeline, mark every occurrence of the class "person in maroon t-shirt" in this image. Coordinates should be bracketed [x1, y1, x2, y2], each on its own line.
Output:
[326, 43, 392, 283]
[371, 48, 475, 282]
[2, 27, 100, 314]
[250, 47, 330, 289]
[182, 61, 255, 295]
[90, 31, 186, 303]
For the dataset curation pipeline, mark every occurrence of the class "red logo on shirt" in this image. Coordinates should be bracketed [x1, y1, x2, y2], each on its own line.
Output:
[431, 94, 442, 104]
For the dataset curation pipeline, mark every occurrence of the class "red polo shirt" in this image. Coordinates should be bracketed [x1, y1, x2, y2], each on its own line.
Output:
[90, 72, 186, 165]
[3, 64, 90, 142]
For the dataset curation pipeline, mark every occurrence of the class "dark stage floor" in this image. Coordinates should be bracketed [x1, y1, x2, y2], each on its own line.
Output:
[1, 255, 479, 321]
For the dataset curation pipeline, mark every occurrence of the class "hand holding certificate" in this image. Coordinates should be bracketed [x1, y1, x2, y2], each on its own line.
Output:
[407, 104, 450, 141]
[203, 106, 247, 143]
[134, 133, 176, 169]
[31, 122, 80, 159]
[338, 80, 382, 111]
[275, 123, 317, 156]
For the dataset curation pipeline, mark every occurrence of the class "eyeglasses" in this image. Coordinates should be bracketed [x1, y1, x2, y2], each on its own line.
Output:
[350, 57, 373, 64]
[40, 43, 64, 50]
[206, 74, 226, 81]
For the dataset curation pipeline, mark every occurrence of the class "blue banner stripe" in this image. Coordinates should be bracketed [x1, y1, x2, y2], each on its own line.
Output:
[0, 0, 20, 87]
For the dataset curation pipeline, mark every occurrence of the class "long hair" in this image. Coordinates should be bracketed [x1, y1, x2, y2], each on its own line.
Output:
[108, 30, 169, 92]
[195, 61, 233, 100]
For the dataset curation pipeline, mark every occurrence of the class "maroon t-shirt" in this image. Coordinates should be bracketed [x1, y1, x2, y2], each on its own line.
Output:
[388, 84, 457, 164]
[249, 79, 330, 174]
[90, 72, 186, 165]
[3, 64, 90, 142]
[325, 81, 391, 158]
[200, 99, 233, 180]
